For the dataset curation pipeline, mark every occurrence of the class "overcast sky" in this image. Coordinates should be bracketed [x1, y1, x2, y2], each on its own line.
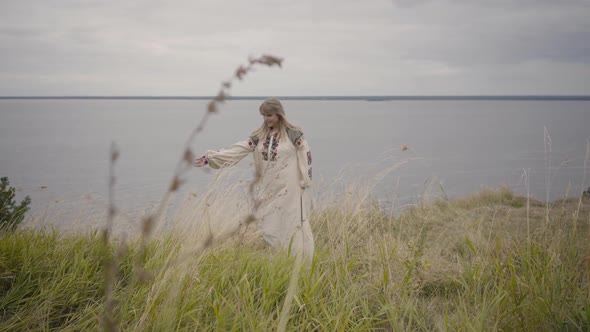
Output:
[1, 0, 589, 96]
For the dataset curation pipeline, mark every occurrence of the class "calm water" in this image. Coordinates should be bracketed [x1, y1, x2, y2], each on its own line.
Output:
[1, 99, 589, 228]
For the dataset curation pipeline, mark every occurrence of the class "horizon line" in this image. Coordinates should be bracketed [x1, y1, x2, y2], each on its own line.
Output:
[1, 95, 590, 101]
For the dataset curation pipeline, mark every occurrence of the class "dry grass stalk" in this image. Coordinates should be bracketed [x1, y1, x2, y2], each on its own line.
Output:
[145, 54, 282, 272]
[145, 53, 283, 234]
[544, 126, 552, 224]
[98, 55, 283, 330]
[101, 142, 120, 331]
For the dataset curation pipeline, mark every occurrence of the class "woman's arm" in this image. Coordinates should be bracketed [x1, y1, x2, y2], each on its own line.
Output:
[295, 136, 312, 188]
[194, 138, 256, 169]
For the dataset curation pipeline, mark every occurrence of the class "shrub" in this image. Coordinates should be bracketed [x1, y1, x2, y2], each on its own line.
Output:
[0, 177, 31, 231]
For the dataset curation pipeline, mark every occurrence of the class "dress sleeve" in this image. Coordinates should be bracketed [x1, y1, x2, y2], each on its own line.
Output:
[295, 136, 313, 188]
[205, 137, 257, 169]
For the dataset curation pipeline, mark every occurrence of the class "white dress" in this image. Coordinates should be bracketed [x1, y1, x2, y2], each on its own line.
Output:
[204, 129, 315, 261]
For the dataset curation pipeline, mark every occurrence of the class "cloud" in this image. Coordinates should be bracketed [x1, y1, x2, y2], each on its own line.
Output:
[0, 0, 589, 95]
[389, 2, 590, 67]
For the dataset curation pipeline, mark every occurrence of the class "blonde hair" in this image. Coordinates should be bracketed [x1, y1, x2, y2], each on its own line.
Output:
[251, 97, 301, 142]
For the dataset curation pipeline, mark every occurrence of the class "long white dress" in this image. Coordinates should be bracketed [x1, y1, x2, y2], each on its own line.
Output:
[204, 129, 315, 260]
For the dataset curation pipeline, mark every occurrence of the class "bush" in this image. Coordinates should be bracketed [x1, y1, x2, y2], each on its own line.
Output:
[0, 177, 31, 231]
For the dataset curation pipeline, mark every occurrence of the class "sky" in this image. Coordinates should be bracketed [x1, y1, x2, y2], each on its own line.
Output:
[0, 0, 589, 96]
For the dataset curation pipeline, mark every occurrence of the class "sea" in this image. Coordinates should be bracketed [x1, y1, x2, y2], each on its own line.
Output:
[1, 97, 589, 230]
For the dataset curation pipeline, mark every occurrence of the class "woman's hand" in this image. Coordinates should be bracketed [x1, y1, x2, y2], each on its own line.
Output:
[193, 156, 208, 167]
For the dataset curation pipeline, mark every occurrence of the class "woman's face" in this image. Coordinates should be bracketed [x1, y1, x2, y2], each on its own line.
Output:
[261, 111, 279, 129]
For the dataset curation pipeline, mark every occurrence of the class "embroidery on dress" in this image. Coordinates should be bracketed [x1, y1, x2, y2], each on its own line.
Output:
[295, 137, 303, 147]
[262, 132, 279, 161]
[247, 137, 257, 151]
[287, 128, 303, 147]
[307, 151, 312, 165]
[308, 167, 312, 180]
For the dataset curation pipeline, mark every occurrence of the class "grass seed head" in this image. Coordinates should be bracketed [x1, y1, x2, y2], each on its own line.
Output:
[207, 101, 217, 113]
[142, 216, 155, 236]
[235, 65, 249, 80]
[169, 176, 184, 192]
[183, 149, 195, 164]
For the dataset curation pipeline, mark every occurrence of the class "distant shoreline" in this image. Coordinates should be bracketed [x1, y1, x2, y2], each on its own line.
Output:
[1, 95, 590, 101]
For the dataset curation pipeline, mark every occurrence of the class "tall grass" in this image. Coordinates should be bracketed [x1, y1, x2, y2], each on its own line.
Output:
[2, 54, 589, 330]
[1, 185, 589, 330]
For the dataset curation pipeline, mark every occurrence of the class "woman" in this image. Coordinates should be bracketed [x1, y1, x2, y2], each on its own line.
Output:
[193, 97, 314, 261]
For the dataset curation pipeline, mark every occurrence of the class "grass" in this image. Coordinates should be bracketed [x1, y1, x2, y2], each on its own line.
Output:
[1, 187, 589, 331]
[2, 55, 589, 330]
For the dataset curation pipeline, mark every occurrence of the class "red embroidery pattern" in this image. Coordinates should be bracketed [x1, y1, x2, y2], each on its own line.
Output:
[262, 132, 279, 161]
[247, 138, 256, 151]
